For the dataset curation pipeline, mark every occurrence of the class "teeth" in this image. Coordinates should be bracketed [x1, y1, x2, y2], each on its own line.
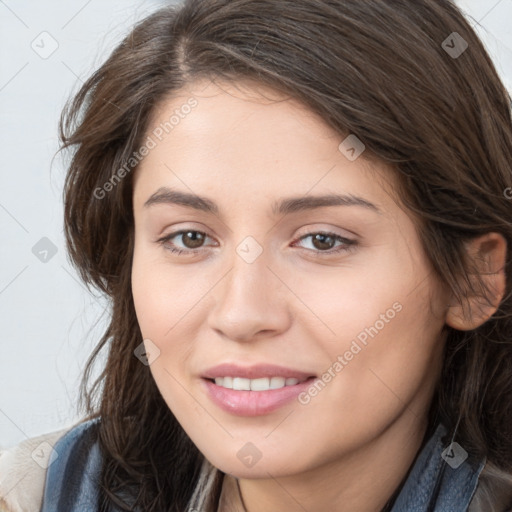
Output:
[270, 377, 286, 389]
[213, 376, 305, 391]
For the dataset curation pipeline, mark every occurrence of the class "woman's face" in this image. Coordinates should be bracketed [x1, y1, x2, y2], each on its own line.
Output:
[131, 79, 450, 478]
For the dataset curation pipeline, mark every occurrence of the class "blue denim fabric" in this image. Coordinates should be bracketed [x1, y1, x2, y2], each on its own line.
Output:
[41, 419, 485, 511]
[41, 418, 103, 512]
[390, 424, 485, 511]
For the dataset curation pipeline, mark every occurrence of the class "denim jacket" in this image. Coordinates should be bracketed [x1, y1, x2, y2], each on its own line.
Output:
[0, 417, 503, 511]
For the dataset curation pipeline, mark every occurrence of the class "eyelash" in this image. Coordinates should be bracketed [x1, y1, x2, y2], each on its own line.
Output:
[156, 229, 357, 258]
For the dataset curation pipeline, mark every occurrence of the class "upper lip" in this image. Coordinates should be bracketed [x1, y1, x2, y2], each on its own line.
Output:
[202, 363, 316, 380]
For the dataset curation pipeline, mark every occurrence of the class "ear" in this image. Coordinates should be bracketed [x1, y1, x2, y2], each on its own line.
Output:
[446, 232, 507, 331]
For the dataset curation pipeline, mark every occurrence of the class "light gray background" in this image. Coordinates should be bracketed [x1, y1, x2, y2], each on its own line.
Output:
[1, 0, 511, 450]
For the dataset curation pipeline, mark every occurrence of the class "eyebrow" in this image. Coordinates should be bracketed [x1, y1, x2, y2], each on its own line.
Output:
[143, 187, 381, 215]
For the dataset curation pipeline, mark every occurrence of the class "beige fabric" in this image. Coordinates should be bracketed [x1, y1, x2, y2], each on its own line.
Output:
[186, 457, 223, 511]
[185, 457, 246, 512]
[0, 427, 71, 512]
[217, 473, 246, 512]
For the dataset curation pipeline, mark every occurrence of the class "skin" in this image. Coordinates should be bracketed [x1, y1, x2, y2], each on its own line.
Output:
[130, 79, 506, 512]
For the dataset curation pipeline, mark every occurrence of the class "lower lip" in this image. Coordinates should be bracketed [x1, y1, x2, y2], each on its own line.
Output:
[201, 377, 317, 416]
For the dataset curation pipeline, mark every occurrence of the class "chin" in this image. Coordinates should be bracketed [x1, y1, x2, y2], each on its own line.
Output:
[203, 442, 310, 479]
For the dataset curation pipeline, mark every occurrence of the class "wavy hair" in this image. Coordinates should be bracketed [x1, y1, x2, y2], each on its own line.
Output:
[59, 0, 512, 510]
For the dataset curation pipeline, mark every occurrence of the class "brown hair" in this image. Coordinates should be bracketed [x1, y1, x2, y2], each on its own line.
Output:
[59, 0, 512, 510]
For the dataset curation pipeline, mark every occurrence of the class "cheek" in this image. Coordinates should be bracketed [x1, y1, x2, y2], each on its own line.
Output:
[131, 243, 204, 339]
[131, 254, 201, 418]
[285, 245, 418, 348]
[292, 243, 446, 416]
[131, 247, 187, 385]
[131, 245, 216, 408]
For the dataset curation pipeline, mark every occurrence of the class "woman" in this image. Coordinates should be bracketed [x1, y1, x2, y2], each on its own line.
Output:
[1, 0, 511, 510]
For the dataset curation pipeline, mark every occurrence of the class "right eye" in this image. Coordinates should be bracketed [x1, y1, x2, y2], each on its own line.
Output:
[156, 229, 216, 255]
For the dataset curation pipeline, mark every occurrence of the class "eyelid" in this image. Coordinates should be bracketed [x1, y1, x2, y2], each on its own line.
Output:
[156, 229, 217, 248]
[294, 223, 360, 239]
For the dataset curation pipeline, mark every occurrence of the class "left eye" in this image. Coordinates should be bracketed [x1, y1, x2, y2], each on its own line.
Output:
[292, 232, 356, 254]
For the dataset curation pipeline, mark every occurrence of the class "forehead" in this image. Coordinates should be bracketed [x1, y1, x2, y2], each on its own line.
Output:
[144, 78, 340, 159]
[133, 79, 398, 212]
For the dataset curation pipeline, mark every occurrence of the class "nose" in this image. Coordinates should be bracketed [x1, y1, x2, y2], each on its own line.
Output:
[207, 250, 293, 343]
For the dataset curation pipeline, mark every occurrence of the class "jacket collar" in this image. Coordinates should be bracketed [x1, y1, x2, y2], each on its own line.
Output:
[389, 423, 485, 511]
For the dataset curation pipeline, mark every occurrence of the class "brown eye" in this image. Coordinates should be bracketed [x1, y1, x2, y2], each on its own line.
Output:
[180, 231, 206, 249]
[310, 233, 336, 251]
[157, 230, 213, 255]
[293, 231, 356, 257]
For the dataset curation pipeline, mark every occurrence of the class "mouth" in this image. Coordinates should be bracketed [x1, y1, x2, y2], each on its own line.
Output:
[200, 363, 317, 416]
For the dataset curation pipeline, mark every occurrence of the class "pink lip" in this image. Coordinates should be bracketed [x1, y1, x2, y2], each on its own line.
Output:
[201, 363, 315, 380]
[200, 363, 317, 416]
[201, 378, 317, 416]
